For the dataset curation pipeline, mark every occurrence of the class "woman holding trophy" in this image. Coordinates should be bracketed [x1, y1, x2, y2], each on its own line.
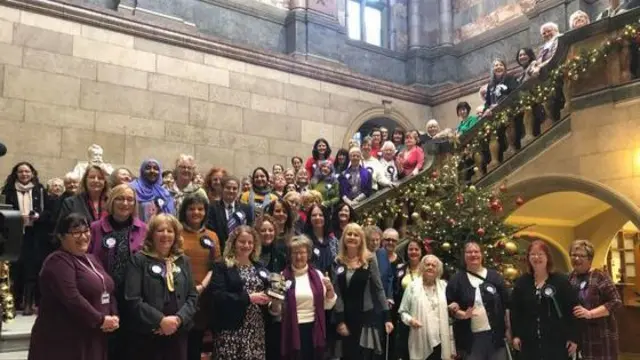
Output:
[270, 235, 337, 360]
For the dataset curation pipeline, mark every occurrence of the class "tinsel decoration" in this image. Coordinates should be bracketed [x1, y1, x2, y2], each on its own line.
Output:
[0, 261, 15, 322]
[360, 156, 526, 278]
[466, 22, 640, 153]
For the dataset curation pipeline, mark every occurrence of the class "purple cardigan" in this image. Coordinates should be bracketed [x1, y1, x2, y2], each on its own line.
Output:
[338, 166, 372, 200]
[88, 217, 147, 270]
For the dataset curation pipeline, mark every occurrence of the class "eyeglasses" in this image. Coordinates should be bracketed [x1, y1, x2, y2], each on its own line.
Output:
[529, 253, 547, 258]
[570, 254, 589, 259]
[67, 229, 90, 239]
[114, 197, 135, 204]
[383, 238, 398, 243]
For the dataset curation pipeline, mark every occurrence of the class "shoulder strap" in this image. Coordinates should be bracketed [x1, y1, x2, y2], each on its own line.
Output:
[465, 269, 487, 282]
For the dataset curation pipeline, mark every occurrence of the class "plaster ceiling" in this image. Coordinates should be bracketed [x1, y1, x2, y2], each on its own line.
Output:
[507, 191, 612, 227]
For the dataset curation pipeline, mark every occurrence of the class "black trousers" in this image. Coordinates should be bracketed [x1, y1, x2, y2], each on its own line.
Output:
[426, 345, 442, 360]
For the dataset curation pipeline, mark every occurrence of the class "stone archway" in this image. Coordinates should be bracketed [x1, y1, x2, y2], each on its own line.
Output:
[342, 106, 415, 148]
[504, 174, 640, 267]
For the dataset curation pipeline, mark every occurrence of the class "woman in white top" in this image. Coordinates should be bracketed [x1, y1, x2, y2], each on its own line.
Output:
[273, 235, 337, 360]
[399, 254, 455, 360]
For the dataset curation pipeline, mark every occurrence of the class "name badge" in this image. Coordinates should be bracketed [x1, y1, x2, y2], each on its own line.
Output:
[156, 198, 165, 207]
[101, 292, 110, 305]
[336, 266, 345, 275]
[259, 270, 268, 279]
[580, 281, 587, 290]
[485, 284, 496, 294]
[313, 248, 320, 256]
[151, 265, 162, 275]
[103, 237, 116, 249]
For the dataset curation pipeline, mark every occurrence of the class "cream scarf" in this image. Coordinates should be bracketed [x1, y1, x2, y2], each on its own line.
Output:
[15, 182, 34, 227]
[407, 278, 453, 360]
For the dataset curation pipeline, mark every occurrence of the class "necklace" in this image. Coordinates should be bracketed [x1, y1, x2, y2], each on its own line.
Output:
[423, 284, 438, 311]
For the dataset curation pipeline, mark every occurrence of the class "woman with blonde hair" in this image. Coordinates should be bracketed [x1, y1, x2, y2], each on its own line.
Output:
[208, 225, 273, 360]
[333, 223, 393, 359]
[124, 214, 198, 360]
[89, 184, 147, 359]
[398, 255, 455, 360]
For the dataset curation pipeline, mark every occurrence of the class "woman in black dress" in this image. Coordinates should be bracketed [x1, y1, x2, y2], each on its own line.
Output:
[333, 223, 393, 360]
[2, 161, 51, 315]
[124, 214, 198, 360]
[511, 240, 579, 360]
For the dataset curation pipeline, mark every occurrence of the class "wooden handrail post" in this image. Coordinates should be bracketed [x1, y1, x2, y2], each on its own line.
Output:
[487, 134, 501, 171]
[620, 38, 632, 83]
[541, 101, 554, 132]
[521, 107, 535, 146]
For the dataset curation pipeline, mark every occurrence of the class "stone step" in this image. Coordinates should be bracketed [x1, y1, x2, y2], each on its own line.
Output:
[0, 314, 34, 354]
[0, 351, 27, 360]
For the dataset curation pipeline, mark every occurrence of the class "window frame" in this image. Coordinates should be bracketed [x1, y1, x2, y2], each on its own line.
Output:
[346, 0, 389, 48]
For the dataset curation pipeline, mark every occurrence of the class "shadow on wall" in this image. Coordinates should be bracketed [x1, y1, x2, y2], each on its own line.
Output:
[513, 234, 571, 274]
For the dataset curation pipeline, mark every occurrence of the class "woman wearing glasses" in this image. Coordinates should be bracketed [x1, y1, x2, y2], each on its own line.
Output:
[511, 240, 579, 360]
[88, 184, 147, 359]
[29, 213, 119, 360]
[568, 240, 622, 360]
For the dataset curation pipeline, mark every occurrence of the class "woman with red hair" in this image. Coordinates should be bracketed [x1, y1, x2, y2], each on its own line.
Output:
[203, 167, 228, 203]
[511, 240, 579, 360]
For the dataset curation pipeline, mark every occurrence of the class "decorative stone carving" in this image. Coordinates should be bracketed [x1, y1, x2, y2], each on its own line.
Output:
[73, 144, 114, 178]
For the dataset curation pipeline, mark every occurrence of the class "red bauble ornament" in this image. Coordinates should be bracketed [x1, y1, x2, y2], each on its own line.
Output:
[431, 171, 438, 179]
[477, 228, 486, 237]
[456, 194, 464, 205]
[490, 199, 502, 211]
[448, 218, 457, 226]
[499, 183, 507, 193]
[515, 197, 525, 206]
[496, 240, 505, 249]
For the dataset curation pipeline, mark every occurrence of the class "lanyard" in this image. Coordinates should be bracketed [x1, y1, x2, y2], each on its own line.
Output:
[77, 255, 106, 293]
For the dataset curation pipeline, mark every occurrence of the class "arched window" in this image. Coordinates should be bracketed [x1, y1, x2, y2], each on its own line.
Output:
[346, 0, 388, 47]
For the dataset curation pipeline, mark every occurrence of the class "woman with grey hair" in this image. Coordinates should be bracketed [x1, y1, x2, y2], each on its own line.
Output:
[530, 22, 561, 77]
[271, 235, 337, 360]
[568, 239, 622, 360]
[569, 10, 590, 29]
[398, 255, 455, 360]
[379, 141, 398, 182]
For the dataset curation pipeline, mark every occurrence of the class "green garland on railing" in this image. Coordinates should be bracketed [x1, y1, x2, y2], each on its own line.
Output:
[466, 22, 640, 151]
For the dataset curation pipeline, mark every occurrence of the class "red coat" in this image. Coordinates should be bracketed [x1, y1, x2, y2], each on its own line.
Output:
[304, 156, 334, 179]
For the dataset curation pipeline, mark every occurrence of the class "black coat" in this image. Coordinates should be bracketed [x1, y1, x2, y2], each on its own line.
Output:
[484, 74, 519, 109]
[446, 269, 509, 354]
[510, 272, 579, 360]
[55, 193, 100, 234]
[207, 261, 269, 333]
[206, 200, 254, 252]
[124, 252, 198, 335]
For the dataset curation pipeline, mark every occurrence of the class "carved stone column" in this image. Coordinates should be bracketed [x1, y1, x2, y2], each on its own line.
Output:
[408, 0, 421, 48]
[521, 107, 535, 146]
[620, 39, 632, 83]
[504, 119, 517, 159]
[470, 152, 485, 182]
[487, 134, 501, 171]
[439, 0, 453, 45]
[541, 101, 554, 132]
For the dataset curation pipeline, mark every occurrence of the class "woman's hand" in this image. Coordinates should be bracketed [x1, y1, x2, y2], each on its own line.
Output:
[157, 316, 180, 336]
[448, 302, 460, 313]
[101, 315, 119, 332]
[455, 307, 475, 320]
[572, 305, 592, 319]
[512, 337, 521, 351]
[384, 321, 394, 334]
[249, 292, 270, 305]
[196, 284, 204, 294]
[322, 277, 334, 294]
[408, 319, 422, 328]
[567, 341, 577, 356]
[336, 322, 350, 337]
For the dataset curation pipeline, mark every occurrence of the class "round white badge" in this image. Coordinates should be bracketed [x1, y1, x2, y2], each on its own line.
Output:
[398, 270, 405, 277]
[285, 280, 293, 289]
[314, 248, 320, 256]
[105, 238, 116, 248]
[157, 198, 165, 207]
[259, 270, 268, 279]
[397, 263, 405, 269]
[336, 266, 345, 274]
[544, 287, 554, 297]
[151, 265, 162, 274]
[580, 281, 587, 290]
[204, 239, 212, 246]
[345, 173, 351, 180]
[174, 266, 181, 273]
[326, 184, 332, 190]
[485, 285, 495, 294]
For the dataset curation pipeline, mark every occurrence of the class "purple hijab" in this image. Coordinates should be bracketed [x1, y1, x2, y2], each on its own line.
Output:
[130, 159, 175, 214]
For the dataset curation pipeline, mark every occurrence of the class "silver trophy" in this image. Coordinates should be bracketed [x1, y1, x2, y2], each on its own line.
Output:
[266, 273, 289, 300]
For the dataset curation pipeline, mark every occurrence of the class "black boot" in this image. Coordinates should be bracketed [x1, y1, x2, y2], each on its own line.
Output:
[22, 283, 34, 316]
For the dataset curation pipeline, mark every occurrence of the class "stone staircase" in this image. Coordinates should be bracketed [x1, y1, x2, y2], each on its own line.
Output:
[0, 315, 33, 360]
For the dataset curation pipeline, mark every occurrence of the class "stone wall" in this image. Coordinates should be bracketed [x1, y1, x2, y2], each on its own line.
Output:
[0, 4, 429, 180]
[507, 102, 640, 206]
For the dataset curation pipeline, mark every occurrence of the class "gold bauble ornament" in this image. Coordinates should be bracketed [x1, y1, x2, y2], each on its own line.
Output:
[505, 241, 518, 255]
[441, 242, 452, 252]
[503, 267, 519, 281]
[434, 202, 442, 210]
[0, 283, 8, 293]
[468, 185, 477, 192]
[411, 212, 421, 222]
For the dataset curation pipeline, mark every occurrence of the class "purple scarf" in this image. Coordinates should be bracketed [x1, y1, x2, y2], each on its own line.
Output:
[281, 265, 326, 360]
[130, 159, 174, 214]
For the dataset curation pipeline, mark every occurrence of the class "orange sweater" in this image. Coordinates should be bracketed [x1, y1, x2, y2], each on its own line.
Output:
[182, 228, 221, 284]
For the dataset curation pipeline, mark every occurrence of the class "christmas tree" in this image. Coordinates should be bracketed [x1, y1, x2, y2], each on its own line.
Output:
[360, 155, 526, 282]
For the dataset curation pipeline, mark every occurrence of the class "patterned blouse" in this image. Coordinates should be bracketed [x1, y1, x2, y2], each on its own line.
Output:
[568, 269, 622, 360]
